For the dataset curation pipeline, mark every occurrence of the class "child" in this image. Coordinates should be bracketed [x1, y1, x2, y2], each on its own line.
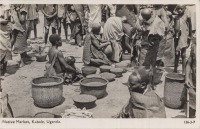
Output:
[173, 5, 192, 74]
[41, 4, 58, 44]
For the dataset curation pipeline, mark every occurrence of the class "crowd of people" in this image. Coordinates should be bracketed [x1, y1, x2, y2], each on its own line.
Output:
[0, 4, 196, 118]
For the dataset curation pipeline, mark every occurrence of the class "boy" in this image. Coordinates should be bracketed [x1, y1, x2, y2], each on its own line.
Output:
[173, 5, 192, 74]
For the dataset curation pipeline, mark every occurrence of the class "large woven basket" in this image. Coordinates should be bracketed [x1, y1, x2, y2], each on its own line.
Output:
[79, 77, 108, 99]
[31, 76, 64, 108]
[164, 73, 185, 109]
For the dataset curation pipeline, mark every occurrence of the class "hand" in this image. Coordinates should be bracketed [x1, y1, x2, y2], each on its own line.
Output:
[149, 41, 154, 47]
[185, 78, 195, 88]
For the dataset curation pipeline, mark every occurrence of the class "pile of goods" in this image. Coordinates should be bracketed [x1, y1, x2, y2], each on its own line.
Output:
[61, 107, 93, 118]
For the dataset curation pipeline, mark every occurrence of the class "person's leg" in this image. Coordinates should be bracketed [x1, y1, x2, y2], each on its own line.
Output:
[44, 27, 49, 44]
[58, 18, 62, 37]
[181, 47, 187, 75]
[0, 56, 6, 76]
[63, 18, 69, 40]
[76, 32, 82, 47]
[174, 37, 180, 72]
[52, 27, 56, 34]
[33, 20, 37, 39]
[26, 21, 32, 39]
[19, 52, 26, 67]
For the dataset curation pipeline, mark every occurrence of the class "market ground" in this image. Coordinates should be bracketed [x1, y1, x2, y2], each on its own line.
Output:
[2, 12, 186, 118]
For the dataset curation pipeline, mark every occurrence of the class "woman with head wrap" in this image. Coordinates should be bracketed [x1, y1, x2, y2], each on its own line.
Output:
[117, 68, 166, 118]
[83, 22, 112, 66]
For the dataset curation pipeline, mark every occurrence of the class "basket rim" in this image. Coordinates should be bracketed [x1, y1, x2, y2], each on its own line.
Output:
[79, 77, 109, 87]
[165, 73, 184, 81]
[31, 76, 64, 87]
[34, 112, 56, 118]
[73, 94, 97, 103]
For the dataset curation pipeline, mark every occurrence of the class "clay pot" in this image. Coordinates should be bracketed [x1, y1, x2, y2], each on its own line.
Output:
[82, 66, 97, 77]
[73, 94, 97, 109]
[99, 65, 112, 73]
[110, 68, 123, 77]
[79, 77, 108, 99]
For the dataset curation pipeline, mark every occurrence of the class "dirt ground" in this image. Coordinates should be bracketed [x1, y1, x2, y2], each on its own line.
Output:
[1, 12, 186, 118]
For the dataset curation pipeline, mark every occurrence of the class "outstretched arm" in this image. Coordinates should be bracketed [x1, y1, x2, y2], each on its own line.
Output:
[57, 51, 77, 73]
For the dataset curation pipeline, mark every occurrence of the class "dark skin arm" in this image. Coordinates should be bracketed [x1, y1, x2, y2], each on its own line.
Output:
[90, 33, 110, 50]
[185, 56, 194, 88]
[16, 9, 26, 24]
[187, 17, 192, 38]
[57, 51, 77, 73]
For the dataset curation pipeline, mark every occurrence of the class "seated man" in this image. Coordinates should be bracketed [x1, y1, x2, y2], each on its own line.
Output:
[46, 34, 82, 84]
[83, 22, 112, 66]
[117, 68, 166, 118]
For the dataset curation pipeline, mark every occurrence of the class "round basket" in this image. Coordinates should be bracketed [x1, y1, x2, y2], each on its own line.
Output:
[122, 53, 131, 61]
[99, 65, 112, 73]
[73, 94, 97, 109]
[15, 115, 33, 118]
[164, 73, 185, 109]
[35, 53, 47, 62]
[100, 72, 116, 82]
[79, 77, 108, 99]
[115, 62, 128, 73]
[82, 66, 97, 77]
[110, 68, 123, 77]
[154, 67, 164, 84]
[31, 76, 64, 108]
[86, 74, 101, 78]
[34, 112, 61, 118]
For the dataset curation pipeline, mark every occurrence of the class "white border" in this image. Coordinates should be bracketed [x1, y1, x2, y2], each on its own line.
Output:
[0, 0, 200, 128]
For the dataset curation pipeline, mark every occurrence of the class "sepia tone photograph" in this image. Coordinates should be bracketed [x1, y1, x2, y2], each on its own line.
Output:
[0, 1, 198, 125]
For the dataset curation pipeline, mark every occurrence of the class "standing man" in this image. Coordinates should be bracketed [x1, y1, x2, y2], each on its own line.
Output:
[41, 4, 58, 44]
